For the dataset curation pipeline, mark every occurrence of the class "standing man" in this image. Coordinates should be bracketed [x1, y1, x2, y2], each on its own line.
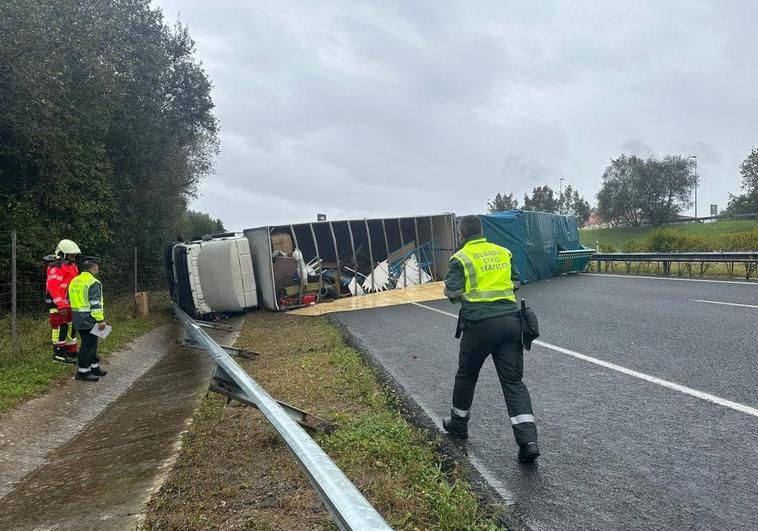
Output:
[69, 256, 108, 382]
[46, 239, 81, 363]
[442, 215, 540, 464]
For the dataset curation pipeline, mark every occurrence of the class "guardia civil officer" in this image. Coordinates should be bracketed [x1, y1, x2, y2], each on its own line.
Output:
[69, 256, 108, 382]
[442, 215, 540, 463]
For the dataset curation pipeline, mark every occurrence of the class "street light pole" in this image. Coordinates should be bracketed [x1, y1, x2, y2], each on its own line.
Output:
[689, 155, 698, 219]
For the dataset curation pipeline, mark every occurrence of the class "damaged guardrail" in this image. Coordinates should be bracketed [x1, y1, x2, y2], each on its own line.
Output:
[173, 303, 391, 531]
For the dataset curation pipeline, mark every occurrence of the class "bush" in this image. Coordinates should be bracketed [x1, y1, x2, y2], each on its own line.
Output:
[647, 229, 715, 252]
[623, 238, 651, 252]
[719, 229, 758, 251]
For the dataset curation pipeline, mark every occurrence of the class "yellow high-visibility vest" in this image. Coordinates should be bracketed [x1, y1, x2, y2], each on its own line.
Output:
[69, 271, 105, 321]
[451, 238, 516, 303]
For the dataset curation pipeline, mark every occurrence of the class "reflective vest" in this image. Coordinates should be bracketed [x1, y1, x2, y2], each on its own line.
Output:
[451, 238, 516, 303]
[69, 272, 105, 322]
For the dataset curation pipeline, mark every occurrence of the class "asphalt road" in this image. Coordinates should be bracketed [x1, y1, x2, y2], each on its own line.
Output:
[334, 273, 758, 530]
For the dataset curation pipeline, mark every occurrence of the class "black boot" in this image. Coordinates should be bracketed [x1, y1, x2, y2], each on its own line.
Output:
[75, 371, 99, 382]
[90, 366, 107, 377]
[52, 347, 67, 362]
[518, 442, 540, 463]
[442, 409, 469, 439]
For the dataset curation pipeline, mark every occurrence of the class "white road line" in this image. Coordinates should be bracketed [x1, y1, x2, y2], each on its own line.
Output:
[411, 302, 758, 419]
[692, 299, 758, 309]
[582, 273, 758, 286]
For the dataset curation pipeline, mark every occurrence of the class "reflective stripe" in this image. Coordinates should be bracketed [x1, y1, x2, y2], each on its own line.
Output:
[444, 287, 464, 298]
[463, 289, 514, 301]
[452, 406, 470, 417]
[453, 251, 478, 290]
[510, 414, 535, 425]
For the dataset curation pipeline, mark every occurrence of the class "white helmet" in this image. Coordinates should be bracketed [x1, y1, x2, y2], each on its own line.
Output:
[55, 239, 81, 258]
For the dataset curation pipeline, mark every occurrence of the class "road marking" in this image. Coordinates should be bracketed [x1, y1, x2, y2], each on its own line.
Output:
[692, 299, 758, 309]
[411, 302, 758, 419]
[582, 273, 758, 286]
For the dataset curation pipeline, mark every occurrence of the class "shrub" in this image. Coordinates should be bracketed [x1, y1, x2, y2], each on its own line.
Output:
[623, 238, 651, 252]
[719, 229, 758, 251]
[647, 229, 715, 252]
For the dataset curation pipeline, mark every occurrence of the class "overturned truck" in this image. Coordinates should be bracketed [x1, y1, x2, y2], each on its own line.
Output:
[165, 211, 592, 317]
[167, 214, 457, 316]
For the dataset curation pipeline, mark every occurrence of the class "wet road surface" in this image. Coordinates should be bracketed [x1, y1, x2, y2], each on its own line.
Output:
[335, 274, 758, 530]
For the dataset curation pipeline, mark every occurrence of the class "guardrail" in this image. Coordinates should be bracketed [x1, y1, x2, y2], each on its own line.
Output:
[589, 252, 758, 279]
[173, 303, 391, 531]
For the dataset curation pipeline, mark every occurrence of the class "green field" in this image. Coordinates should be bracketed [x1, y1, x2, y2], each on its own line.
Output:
[580, 220, 758, 252]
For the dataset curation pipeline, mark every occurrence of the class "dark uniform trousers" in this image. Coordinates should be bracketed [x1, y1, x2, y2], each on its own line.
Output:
[452, 313, 537, 446]
[78, 328, 100, 369]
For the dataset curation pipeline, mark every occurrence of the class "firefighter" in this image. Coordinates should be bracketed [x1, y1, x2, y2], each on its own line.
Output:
[46, 239, 81, 363]
[69, 256, 107, 381]
[442, 215, 540, 464]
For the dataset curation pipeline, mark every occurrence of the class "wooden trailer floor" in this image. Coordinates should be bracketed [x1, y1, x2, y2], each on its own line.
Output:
[289, 282, 447, 316]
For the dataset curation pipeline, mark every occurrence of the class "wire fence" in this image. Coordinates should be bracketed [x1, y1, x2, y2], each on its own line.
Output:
[1, 230, 168, 351]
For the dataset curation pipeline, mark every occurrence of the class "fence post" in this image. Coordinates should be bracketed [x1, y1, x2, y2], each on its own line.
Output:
[11, 230, 18, 354]
[134, 246, 138, 294]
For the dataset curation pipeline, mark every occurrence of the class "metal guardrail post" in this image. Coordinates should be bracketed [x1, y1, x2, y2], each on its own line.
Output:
[11, 230, 18, 354]
[173, 303, 391, 531]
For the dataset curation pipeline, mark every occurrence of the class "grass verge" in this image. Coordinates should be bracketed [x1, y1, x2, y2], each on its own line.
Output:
[581, 219, 758, 251]
[0, 291, 172, 412]
[142, 312, 504, 530]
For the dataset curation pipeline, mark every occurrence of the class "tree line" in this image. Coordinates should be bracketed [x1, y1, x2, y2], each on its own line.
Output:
[488, 185, 591, 224]
[0, 0, 220, 271]
[488, 147, 758, 227]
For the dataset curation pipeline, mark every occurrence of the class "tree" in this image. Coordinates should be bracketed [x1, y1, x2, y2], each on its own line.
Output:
[487, 192, 519, 213]
[597, 154, 696, 226]
[181, 210, 225, 239]
[558, 185, 591, 225]
[597, 155, 644, 226]
[725, 147, 758, 214]
[523, 186, 560, 213]
[0, 0, 218, 271]
[635, 155, 696, 226]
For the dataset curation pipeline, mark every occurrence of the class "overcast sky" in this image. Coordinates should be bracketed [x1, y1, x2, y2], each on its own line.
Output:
[152, 0, 757, 231]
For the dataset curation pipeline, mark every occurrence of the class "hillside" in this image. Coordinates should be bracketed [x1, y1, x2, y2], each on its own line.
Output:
[580, 220, 758, 252]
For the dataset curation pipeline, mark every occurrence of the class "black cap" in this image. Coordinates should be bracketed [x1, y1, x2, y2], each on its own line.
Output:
[81, 256, 100, 266]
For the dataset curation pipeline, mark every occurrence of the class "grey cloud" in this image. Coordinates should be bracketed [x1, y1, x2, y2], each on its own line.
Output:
[155, 0, 757, 230]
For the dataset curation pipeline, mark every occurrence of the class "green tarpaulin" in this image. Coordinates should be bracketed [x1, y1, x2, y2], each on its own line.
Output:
[481, 210, 583, 283]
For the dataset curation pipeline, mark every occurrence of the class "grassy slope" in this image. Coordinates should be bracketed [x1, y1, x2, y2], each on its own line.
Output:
[142, 312, 503, 531]
[0, 291, 172, 412]
[581, 219, 758, 251]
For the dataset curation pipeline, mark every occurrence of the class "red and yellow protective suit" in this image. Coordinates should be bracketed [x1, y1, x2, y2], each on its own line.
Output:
[46, 260, 79, 353]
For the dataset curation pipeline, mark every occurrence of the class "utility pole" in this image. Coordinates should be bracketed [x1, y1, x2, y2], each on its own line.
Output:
[559, 178, 565, 214]
[689, 155, 698, 219]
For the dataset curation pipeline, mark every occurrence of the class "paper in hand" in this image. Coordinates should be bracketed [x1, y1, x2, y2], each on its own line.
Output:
[90, 324, 112, 339]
